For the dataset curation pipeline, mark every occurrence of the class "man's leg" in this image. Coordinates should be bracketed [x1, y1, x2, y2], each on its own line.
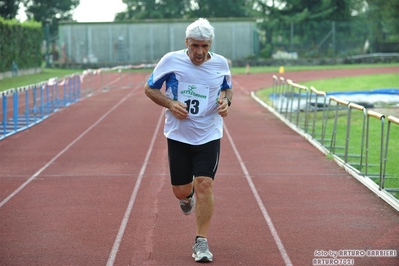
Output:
[194, 177, 214, 237]
[168, 138, 194, 208]
[173, 182, 195, 215]
[191, 176, 214, 262]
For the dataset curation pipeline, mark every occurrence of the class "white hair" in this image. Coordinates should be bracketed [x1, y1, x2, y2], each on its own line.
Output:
[185, 18, 215, 41]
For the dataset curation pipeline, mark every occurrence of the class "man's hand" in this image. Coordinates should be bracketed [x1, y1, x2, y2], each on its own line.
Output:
[217, 97, 229, 117]
[145, 83, 188, 120]
[169, 101, 189, 120]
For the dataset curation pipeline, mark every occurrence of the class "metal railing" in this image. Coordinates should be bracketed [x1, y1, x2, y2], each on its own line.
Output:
[383, 116, 399, 193]
[270, 75, 399, 203]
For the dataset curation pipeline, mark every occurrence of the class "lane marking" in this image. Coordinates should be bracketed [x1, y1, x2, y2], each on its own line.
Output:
[232, 79, 250, 95]
[106, 110, 164, 266]
[224, 124, 293, 266]
[0, 90, 136, 209]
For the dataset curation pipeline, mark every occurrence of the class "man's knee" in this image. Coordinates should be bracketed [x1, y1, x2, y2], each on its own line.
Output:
[194, 177, 213, 195]
[172, 183, 194, 199]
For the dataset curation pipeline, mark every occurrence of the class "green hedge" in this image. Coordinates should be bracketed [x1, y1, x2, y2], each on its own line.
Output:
[0, 18, 43, 72]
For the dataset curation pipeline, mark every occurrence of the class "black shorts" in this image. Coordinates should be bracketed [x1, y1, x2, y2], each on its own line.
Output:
[167, 138, 221, 186]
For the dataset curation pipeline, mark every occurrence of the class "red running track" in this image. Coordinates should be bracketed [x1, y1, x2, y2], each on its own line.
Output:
[0, 67, 398, 266]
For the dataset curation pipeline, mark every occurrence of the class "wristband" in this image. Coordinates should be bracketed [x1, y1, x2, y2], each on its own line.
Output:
[223, 96, 231, 107]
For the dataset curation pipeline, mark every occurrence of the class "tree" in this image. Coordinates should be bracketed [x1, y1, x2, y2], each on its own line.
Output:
[189, 0, 250, 18]
[116, 0, 192, 20]
[0, 0, 22, 19]
[364, 0, 399, 41]
[250, 0, 358, 57]
[115, 0, 250, 21]
[249, 0, 285, 57]
[22, 0, 79, 36]
[278, 0, 353, 22]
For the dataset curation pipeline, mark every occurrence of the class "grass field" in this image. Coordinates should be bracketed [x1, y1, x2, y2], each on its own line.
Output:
[0, 67, 153, 92]
[230, 63, 399, 74]
[1, 63, 398, 92]
[0, 68, 82, 92]
[256, 73, 398, 99]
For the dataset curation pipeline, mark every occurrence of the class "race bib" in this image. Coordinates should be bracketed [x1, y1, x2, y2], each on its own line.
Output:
[178, 82, 210, 117]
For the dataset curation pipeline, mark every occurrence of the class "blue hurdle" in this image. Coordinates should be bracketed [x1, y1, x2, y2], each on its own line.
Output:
[0, 75, 81, 140]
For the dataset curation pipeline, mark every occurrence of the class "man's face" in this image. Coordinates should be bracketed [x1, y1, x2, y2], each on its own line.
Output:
[185, 38, 212, 66]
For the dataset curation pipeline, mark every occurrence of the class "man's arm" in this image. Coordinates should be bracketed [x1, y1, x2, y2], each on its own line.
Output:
[223, 88, 233, 103]
[144, 82, 189, 120]
[217, 88, 233, 117]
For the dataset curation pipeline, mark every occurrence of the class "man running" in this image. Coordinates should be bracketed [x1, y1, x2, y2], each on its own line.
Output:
[144, 18, 233, 262]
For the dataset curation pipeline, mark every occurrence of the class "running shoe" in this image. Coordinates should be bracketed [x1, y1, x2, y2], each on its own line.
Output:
[179, 194, 195, 215]
[192, 237, 213, 262]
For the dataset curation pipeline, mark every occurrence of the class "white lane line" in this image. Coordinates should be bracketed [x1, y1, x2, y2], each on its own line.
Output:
[232, 79, 250, 95]
[0, 90, 136, 209]
[224, 124, 293, 266]
[106, 110, 164, 266]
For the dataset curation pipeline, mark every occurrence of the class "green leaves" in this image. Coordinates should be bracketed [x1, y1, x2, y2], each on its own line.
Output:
[0, 18, 42, 72]
[115, 0, 250, 21]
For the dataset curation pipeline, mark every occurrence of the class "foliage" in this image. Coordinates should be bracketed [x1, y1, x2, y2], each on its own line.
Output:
[116, 0, 251, 20]
[189, 0, 251, 18]
[2, 0, 399, 61]
[251, 0, 399, 58]
[252, 0, 354, 57]
[0, 17, 42, 72]
[20, 0, 79, 36]
[0, 0, 22, 19]
[361, 0, 399, 42]
[116, 0, 191, 20]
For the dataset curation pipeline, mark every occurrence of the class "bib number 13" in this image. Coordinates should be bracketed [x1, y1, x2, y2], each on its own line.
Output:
[185, 99, 200, 115]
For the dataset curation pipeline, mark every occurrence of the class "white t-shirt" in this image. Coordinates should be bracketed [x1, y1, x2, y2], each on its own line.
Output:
[147, 49, 232, 145]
